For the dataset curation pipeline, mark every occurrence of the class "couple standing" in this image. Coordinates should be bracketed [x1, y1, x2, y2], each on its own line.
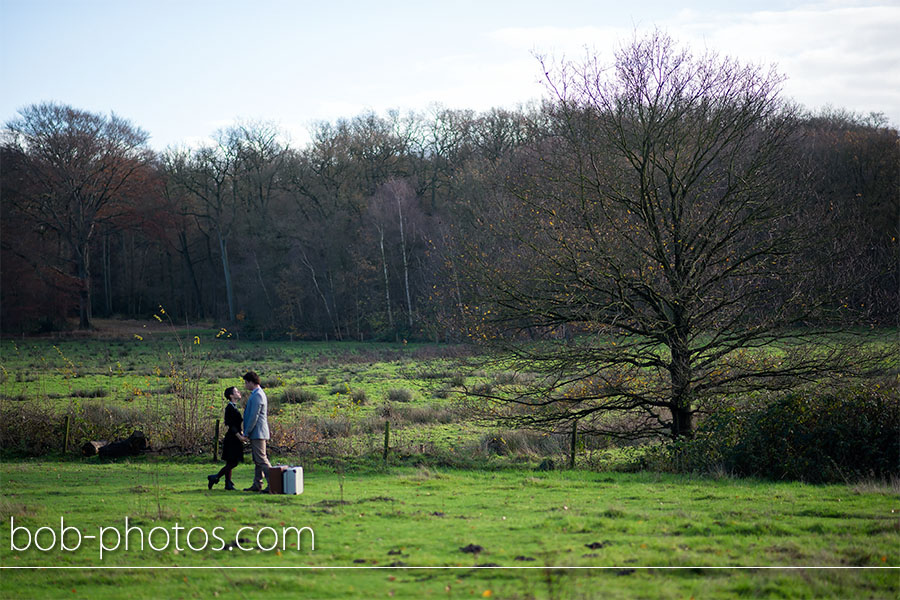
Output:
[208, 371, 272, 492]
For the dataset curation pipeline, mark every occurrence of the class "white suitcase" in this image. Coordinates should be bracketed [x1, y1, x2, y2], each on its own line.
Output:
[283, 466, 303, 495]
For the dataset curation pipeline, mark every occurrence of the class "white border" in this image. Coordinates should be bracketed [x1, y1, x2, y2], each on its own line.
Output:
[1, 566, 897, 570]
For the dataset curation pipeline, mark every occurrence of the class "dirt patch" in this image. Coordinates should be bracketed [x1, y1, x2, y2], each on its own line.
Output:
[26, 318, 208, 340]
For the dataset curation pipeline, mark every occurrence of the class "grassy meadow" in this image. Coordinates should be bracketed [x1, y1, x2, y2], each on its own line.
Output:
[1, 461, 898, 599]
[1, 324, 898, 598]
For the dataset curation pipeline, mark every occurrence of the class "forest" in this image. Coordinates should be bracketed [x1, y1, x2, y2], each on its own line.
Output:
[1, 43, 897, 341]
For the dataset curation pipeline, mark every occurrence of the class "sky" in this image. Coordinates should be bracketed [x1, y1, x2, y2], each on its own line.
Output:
[1, 0, 898, 150]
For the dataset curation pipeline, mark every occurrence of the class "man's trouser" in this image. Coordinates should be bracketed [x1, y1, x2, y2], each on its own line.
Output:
[250, 438, 272, 489]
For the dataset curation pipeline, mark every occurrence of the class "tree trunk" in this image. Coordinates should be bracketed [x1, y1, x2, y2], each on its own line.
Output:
[669, 334, 693, 438]
[397, 198, 413, 328]
[178, 230, 205, 319]
[127, 232, 136, 316]
[328, 271, 344, 341]
[81, 440, 108, 456]
[103, 232, 112, 316]
[300, 249, 337, 338]
[166, 249, 176, 316]
[217, 229, 236, 322]
[252, 251, 274, 313]
[378, 225, 394, 329]
[77, 243, 92, 329]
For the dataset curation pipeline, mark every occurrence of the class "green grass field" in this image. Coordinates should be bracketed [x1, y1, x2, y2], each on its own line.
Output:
[1, 459, 897, 599]
[1, 330, 898, 598]
[0, 331, 501, 460]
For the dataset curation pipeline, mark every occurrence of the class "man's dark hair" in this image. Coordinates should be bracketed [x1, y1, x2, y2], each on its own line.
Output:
[224, 386, 238, 400]
[242, 371, 261, 385]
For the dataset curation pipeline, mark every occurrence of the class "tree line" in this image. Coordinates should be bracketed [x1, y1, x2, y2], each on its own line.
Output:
[1, 47, 896, 341]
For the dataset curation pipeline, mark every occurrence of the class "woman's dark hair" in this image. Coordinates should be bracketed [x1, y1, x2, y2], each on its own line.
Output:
[242, 371, 261, 385]
[224, 386, 238, 400]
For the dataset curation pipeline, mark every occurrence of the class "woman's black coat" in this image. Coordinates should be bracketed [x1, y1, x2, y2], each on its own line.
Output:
[221, 401, 244, 464]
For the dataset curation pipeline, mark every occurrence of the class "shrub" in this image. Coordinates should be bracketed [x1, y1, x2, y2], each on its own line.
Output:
[70, 401, 144, 444]
[266, 394, 284, 416]
[279, 387, 318, 404]
[471, 382, 493, 396]
[315, 374, 328, 385]
[449, 373, 467, 387]
[351, 389, 368, 405]
[474, 429, 569, 457]
[0, 398, 59, 456]
[330, 382, 351, 395]
[387, 388, 413, 403]
[392, 403, 460, 425]
[71, 387, 109, 398]
[261, 377, 282, 389]
[312, 415, 353, 438]
[416, 369, 451, 380]
[0, 397, 149, 457]
[658, 382, 900, 483]
[492, 371, 527, 386]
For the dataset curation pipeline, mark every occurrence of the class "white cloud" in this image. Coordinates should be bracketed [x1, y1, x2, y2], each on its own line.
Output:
[675, 3, 900, 122]
[486, 2, 900, 125]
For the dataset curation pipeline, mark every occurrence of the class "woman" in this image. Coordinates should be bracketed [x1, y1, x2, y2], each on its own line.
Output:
[208, 386, 246, 490]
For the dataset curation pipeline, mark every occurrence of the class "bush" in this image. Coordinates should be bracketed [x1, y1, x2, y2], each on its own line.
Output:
[449, 373, 467, 387]
[71, 387, 109, 398]
[312, 415, 353, 438]
[350, 389, 368, 405]
[471, 382, 493, 396]
[315, 374, 328, 385]
[491, 371, 532, 386]
[416, 369, 451, 380]
[330, 382, 351, 395]
[0, 398, 147, 457]
[474, 429, 569, 457]
[0, 398, 60, 456]
[279, 387, 318, 404]
[261, 377, 282, 389]
[266, 394, 284, 416]
[658, 382, 900, 483]
[70, 401, 144, 444]
[387, 388, 413, 403]
[392, 403, 460, 425]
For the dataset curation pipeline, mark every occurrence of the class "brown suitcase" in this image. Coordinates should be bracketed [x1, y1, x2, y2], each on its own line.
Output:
[267, 465, 287, 494]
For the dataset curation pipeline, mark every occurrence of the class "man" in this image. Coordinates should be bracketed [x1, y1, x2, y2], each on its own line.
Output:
[241, 371, 271, 492]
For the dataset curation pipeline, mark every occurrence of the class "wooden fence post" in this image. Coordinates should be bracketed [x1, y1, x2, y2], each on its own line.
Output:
[63, 415, 71, 454]
[569, 420, 578, 469]
[213, 418, 220, 462]
[383, 421, 390, 462]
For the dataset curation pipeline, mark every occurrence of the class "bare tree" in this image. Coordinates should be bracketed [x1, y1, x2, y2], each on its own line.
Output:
[226, 121, 291, 315]
[159, 149, 209, 319]
[163, 134, 240, 322]
[464, 32, 886, 440]
[366, 179, 424, 332]
[367, 190, 395, 330]
[4, 102, 152, 329]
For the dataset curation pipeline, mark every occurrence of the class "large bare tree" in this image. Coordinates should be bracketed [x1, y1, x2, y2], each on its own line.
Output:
[4, 102, 152, 329]
[464, 32, 886, 439]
